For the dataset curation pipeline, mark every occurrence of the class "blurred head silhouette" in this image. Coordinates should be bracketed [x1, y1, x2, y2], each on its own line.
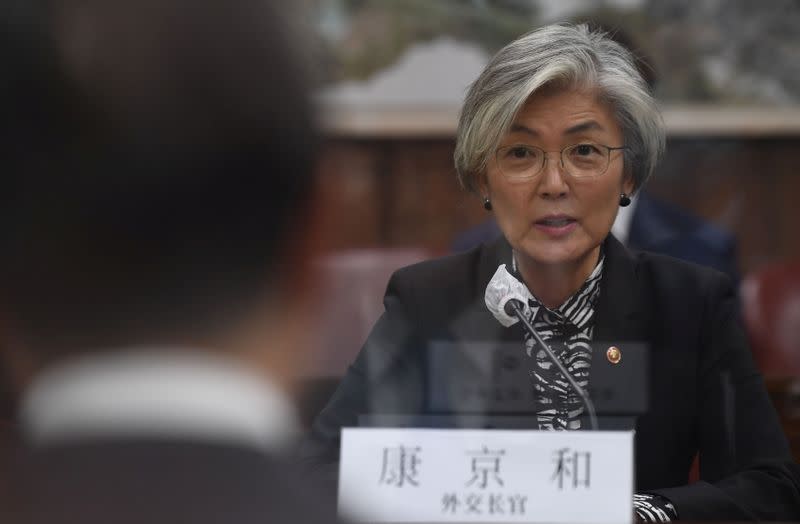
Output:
[0, 0, 323, 391]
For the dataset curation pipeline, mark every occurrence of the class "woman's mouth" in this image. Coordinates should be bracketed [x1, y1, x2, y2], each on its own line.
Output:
[534, 215, 578, 237]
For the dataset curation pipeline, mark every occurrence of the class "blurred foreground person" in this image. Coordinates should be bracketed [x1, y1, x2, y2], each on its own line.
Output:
[0, 1, 335, 523]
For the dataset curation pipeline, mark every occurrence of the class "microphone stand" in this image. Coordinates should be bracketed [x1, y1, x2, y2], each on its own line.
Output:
[508, 300, 599, 431]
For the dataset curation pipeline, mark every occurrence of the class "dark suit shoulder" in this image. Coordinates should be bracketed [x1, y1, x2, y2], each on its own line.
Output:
[384, 239, 506, 334]
[390, 246, 482, 298]
[11, 440, 339, 524]
[631, 194, 738, 279]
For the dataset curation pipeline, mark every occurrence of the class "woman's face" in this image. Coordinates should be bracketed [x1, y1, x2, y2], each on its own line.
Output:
[482, 89, 633, 272]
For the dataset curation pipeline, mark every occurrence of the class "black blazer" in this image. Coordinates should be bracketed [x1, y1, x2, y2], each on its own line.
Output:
[304, 235, 800, 521]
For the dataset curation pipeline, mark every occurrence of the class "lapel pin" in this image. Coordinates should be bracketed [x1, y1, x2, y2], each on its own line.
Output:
[606, 346, 622, 364]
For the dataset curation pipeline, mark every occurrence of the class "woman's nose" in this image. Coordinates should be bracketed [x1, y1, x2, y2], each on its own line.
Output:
[537, 154, 569, 199]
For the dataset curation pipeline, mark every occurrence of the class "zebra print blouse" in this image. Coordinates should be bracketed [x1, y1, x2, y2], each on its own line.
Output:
[513, 254, 603, 431]
[510, 253, 678, 522]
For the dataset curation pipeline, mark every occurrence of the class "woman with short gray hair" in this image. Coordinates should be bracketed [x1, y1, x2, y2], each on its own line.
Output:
[306, 24, 800, 521]
[455, 23, 663, 198]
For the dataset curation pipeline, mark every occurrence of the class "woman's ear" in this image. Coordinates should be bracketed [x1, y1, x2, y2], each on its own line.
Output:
[622, 172, 635, 197]
[476, 171, 490, 200]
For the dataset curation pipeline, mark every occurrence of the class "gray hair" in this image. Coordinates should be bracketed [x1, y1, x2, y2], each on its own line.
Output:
[454, 23, 665, 194]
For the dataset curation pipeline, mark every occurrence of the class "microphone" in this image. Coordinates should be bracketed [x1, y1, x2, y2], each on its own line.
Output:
[504, 298, 599, 431]
[484, 264, 598, 430]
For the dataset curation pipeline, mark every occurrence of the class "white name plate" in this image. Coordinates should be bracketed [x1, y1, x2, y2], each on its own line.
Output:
[339, 428, 633, 523]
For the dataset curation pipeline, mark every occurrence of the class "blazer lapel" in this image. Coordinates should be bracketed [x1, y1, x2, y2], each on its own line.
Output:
[593, 234, 648, 344]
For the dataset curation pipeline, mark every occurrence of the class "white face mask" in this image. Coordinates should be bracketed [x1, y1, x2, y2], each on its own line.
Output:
[484, 263, 538, 328]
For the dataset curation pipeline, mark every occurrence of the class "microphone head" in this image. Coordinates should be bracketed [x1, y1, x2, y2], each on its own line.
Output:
[503, 298, 525, 318]
[484, 264, 533, 327]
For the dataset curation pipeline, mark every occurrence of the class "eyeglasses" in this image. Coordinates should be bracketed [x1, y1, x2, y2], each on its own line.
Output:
[494, 142, 628, 182]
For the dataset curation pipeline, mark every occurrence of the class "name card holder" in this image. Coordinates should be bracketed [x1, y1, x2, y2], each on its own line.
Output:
[339, 428, 633, 523]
